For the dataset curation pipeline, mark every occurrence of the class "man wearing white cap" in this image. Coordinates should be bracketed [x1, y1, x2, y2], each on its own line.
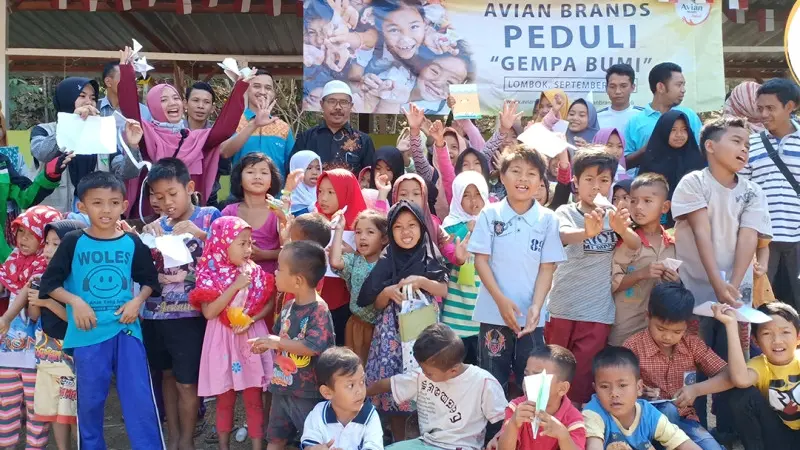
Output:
[290, 80, 375, 175]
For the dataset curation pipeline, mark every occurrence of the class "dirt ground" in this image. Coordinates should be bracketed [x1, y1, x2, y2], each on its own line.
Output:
[15, 385, 743, 450]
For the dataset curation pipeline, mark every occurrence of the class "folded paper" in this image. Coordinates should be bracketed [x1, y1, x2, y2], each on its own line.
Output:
[593, 192, 616, 210]
[552, 120, 570, 134]
[141, 233, 195, 269]
[517, 123, 575, 159]
[693, 301, 772, 324]
[56, 113, 117, 155]
[449, 84, 481, 120]
[662, 258, 683, 271]
[524, 370, 553, 439]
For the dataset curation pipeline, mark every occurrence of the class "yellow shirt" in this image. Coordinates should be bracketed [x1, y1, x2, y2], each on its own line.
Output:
[747, 350, 800, 430]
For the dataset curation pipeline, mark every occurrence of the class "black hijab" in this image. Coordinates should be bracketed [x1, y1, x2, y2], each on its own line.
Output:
[371, 146, 406, 203]
[357, 200, 447, 307]
[52, 77, 101, 187]
[454, 147, 491, 182]
[639, 110, 705, 200]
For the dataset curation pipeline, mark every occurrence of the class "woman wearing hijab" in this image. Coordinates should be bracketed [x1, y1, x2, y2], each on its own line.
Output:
[29, 78, 136, 213]
[724, 81, 765, 132]
[593, 127, 630, 182]
[370, 146, 405, 203]
[117, 52, 248, 214]
[638, 110, 706, 226]
[565, 98, 600, 146]
[534, 89, 570, 123]
[357, 200, 447, 441]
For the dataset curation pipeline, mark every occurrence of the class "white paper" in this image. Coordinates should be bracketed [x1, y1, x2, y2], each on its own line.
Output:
[586, 90, 595, 104]
[133, 56, 154, 79]
[140, 233, 195, 269]
[329, 206, 349, 229]
[552, 120, 570, 133]
[594, 192, 616, 210]
[132, 38, 143, 56]
[662, 258, 683, 271]
[693, 301, 773, 324]
[517, 123, 575, 159]
[56, 113, 117, 155]
[325, 230, 355, 277]
[524, 370, 553, 439]
[218, 57, 240, 75]
[649, 398, 677, 405]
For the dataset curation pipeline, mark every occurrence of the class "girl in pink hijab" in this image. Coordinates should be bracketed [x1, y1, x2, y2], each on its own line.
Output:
[118, 53, 248, 215]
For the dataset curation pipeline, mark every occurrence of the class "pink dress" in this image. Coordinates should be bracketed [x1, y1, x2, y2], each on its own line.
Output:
[197, 315, 273, 397]
[221, 203, 280, 274]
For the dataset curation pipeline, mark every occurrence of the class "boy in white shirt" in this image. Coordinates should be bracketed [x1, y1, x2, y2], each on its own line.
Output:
[367, 324, 508, 450]
[301, 347, 383, 450]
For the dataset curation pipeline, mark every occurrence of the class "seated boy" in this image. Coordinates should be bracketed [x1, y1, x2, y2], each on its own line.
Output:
[250, 241, 336, 450]
[496, 345, 586, 450]
[671, 116, 772, 432]
[367, 323, 508, 450]
[548, 148, 641, 404]
[624, 283, 734, 450]
[301, 347, 383, 449]
[610, 173, 677, 346]
[37, 171, 164, 449]
[722, 302, 800, 448]
[583, 346, 699, 450]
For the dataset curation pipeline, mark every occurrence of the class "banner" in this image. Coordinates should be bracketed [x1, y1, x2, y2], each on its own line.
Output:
[302, 0, 725, 115]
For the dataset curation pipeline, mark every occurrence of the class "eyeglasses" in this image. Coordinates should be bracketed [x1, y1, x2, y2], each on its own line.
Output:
[323, 98, 353, 108]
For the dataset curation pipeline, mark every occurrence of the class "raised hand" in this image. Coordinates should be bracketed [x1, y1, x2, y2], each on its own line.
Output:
[454, 232, 471, 265]
[403, 103, 426, 132]
[499, 100, 523, 134]
[583, 207, 605, 238]
[253, 98, 278, 128]
[429, 120, 446, 147]
[375, 173, 391, 197]
[119, 46, 134, 65]
[124, 119, 143, 147]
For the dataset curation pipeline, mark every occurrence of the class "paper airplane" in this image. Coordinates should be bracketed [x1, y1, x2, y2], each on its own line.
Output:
[517, 123, 575, 159]
[56, 113, 117, 155]
[133, 56, 154, 79]
[594, 192, 616, 210]
[140, 233, 195, 268]
[132, 38, 143, 56]
[662, 258, 683, 271]
[524, 370, 553, 439]
[218, 58, 255, 82]
[693, 301, 772, 324]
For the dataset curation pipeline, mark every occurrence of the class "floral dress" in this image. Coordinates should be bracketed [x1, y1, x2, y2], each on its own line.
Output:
[365, 303, 412, 414]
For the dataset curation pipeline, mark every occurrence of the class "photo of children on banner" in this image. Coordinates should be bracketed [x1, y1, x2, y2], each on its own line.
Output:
[302, 0, 475, 114]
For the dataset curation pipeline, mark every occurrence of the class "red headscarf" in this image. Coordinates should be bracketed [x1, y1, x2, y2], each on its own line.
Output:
[315, 168, 368, 230]
[0, 206, 62, 294]
[189, 216, 274, 328]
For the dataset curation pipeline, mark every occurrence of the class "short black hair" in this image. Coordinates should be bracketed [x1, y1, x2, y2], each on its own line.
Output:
[499, 144, 547, 179]
[572, 147, 618, 179]
[316, 347, 362, 387]
[606, 64, 635, 85]
[230, 153, 282, 199]
[76, 171, 126, 201]
[254, 68, 273, 79]
[292, 213, 331, 248]
[648, 282, 695, 323]
[185, 81, 216, 103]
[592, 346, 640, 379]
[283, 240, 327, 287]
[413, 323, 465, 371]
[631, 172, 669, 198]
[102, 61, 119, 81]
[529, 345, 577, 383]
[756, 78, 800, 107]
[148, 157, 192, 186]
[648, 62, 683, 94]
[699, 116, 749, 156]
[753, 302, 800, 335]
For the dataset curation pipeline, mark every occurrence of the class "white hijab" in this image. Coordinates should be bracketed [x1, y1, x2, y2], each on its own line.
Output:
[442, 171, 489, 228]
[289, 150, 322, 213]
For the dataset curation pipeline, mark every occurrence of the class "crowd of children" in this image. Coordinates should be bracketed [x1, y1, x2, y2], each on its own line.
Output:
[0, 69, 799, 450]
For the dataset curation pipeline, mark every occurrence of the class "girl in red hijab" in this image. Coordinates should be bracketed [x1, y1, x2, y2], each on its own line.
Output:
[314, 168, 368, 345]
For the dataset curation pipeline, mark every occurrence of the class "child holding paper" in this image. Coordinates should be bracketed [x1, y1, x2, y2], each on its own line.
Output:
[624, 283, 734, 450]
[495, 345, 586, 450]
[366, 323, 507, 450]
[141, 158, 221, 450]
[609, 173, 678, 346]
[547, 148, 641, 404]
[671, 117, 771, 433]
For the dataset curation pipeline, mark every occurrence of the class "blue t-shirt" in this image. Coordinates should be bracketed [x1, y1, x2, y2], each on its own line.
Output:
[583, 395, 689, 450]
[38, 231, 160, 349]
[231, 109, 296, 178]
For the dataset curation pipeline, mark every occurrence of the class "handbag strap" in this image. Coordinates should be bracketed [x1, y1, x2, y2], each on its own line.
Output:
[760, 131, 800, 197]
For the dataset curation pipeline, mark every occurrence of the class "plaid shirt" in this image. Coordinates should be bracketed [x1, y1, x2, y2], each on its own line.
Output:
[623, 330, 727, 421]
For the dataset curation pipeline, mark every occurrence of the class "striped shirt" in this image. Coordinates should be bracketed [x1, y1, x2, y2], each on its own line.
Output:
[740, 123, 800, 242]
